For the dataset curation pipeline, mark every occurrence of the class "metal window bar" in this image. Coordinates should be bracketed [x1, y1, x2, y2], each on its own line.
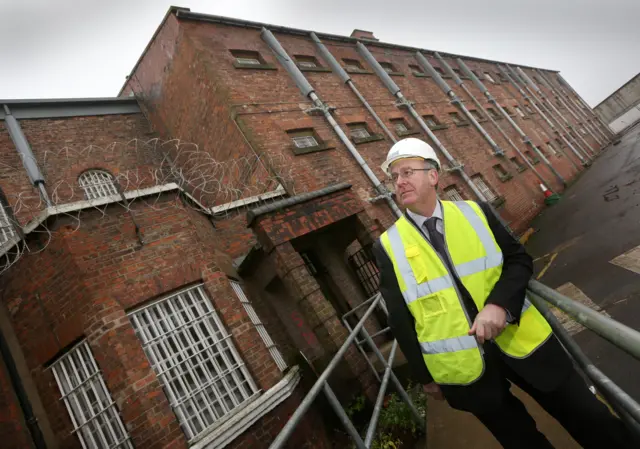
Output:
[292, 135, 318, 149]
[0, 203, 17, 247]
[471, 176, 497, 201]
[236, 58, 261, 65]
[351, 127, 371, 139]
[347, 245, 381, 298]
[51, 341, 133, 449]
[78, 170, 119, 200]
[229, 280, 288, 371]
[445, 187, 464, 201]
[269, 293, 425, 449]
[129, 284, 258, 440]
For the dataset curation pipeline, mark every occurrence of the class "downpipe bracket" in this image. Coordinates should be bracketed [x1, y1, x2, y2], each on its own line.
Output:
[445, 162, 465, 173]
[395, 97, 415, 109]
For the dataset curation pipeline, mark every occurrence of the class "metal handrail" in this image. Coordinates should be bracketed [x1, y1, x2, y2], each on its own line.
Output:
[268, 294, 425, 449]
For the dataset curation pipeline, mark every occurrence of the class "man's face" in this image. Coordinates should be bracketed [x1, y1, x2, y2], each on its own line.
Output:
[389, 158, 439, 207]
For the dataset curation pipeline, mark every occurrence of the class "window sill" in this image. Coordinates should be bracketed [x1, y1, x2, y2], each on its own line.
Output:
[292, 143, 335, 155]
[498, 174, 513, 182]
[429, 124, 449, 131]
[298, 66, 332, 73]
[491, 196, 506, 208]
[523, 116, 531, 120]
[516, 166, 527, 173]
[412, 72, 430, 78]
[352, 134, 385, 145]
[233, 62, 277, 70]
[529, 159, 541, 165]
[345, 68, 374, 75]
[190, 366, 301, 449]
[454, 122, 470, 128]
[385, 72, 405, 77]
[396, 129, 422, 137]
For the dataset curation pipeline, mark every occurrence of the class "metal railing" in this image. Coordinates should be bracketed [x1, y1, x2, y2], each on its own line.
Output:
[269, 280, 640, 448]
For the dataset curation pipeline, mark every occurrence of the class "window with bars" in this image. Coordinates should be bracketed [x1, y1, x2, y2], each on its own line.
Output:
[51, 341, 133, 449]
[469, 109, 484, 121]
[292, 135, 318, 149]
[487, 107, 500, 119]
[444, 185, 464, 202]
[471, 174, 497, 202]
[510, 157, 527, 172]
[379, 62, 397, 74]
[390, 118, 411, 135]
[230, 50, 263, 66]
[78, 170, 119, 200]
[229, 280, 287, 371]
[342, 58, 365, 71]
[493, 164, 512, 182]
[449, 112, 467, 125]
[348, 123, 371, 140]
[422, 115, 441, 129]
[294, 55, 319, 69]
[129, 284, 258, 440]
[409, 64, 425, 75]
[0, 200, 17, 248]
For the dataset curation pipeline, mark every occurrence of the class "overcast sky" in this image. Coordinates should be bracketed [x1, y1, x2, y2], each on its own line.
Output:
[1, 0, 638, 106]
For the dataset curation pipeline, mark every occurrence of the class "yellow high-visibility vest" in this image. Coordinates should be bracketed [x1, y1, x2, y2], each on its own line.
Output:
[380, 200, 552, 385]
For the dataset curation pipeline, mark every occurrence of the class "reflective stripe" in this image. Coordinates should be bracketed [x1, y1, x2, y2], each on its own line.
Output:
[453, 201, 503, 271]
[387, 225, 417, 305]
[456, 254, 503, 278]
[416, 274, 455, 298]
[420, 335, 478, 354]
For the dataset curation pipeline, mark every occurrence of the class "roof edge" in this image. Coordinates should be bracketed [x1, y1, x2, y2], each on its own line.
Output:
[0, 97, 138, 106]
[594, 72, 640, 110]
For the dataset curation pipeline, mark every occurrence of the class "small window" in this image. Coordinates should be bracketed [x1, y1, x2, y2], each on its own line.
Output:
[409, 64, 425, 75]
[510, 157, 527, 172]
[484, 72, 497, 84]
[452, 68, 465, 79]
[502, 106, 514, 116]
[343, 58, 364, 71]
[469, 109, 484, 121]
[287, 128, 324, 154]
[379, 62, 397, 74]
[449, 112, 467, 125]
[525, 150, 539, 164]
[444, 185, 464, 202]
[423, 115, 442, 130]
[52, 342, 133, 449]
[487, 107, 501, 119]
[293, 135, 319, 149]
[434, 67, 446, 76]
[497, 71, 508, 82]
[230, 50, 263, 66]
[471, 174, 498, 202]
[129, 284, 258, 440]
[493, 163, 512, 181]
[390, 118, 412, 135]
[78, 169, 118, 200]
[471, 70, 481, 78]
[0, 199, 17, 248]
[294, 55, 319, 68]
[555, 138, 564, 148]
[348, 122, 371, 139]
[514, 106, 526, 118]
[524, 104, 535, 114]
[545, 142, 557, 156]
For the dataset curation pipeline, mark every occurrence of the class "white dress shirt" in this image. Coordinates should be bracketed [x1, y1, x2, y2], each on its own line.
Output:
[406, 200, 444, 240]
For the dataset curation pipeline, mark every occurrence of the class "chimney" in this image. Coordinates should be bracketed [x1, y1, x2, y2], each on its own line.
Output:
[350, 29, 379, 41]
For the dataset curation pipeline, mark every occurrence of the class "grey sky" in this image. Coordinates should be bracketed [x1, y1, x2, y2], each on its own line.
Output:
[1, 0, 638, 106]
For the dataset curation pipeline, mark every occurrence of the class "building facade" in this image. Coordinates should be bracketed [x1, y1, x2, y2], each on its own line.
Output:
[594, 72, 640, 133]
[0, 6, 613, 449]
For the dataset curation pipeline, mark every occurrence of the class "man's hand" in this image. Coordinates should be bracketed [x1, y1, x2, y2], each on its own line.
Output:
[423, 382, 444, 401]
[469, 304, 507, 344]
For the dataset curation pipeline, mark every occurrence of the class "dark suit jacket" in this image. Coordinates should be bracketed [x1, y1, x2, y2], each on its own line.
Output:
[372, 201, 573, 413]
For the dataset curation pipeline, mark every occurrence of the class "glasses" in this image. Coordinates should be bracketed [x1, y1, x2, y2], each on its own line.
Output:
[389, 167, 433, 183]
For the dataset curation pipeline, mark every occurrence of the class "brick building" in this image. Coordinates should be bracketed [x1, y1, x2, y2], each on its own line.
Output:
[0, 6, 612, 449]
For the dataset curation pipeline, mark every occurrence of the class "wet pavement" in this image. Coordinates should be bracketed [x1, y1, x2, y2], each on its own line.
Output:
[526, 123, 640, 402]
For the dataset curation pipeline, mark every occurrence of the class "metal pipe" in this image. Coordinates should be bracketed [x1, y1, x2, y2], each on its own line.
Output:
[458, 59, 568, 186]
[364, 340, 398, 447]
[359, 326, 425, 431]
[556, 73, 614, 138]
[3, 105, 51, 207]
[499, 65, 588, 167]
[419, 52, 503, 155]
[342, 318, 382, 383]
[356, 42, 488, 203]
[551, 75, 612, 143]
[534, 70, 605, 148]
[310, 32, 397, 143]
[515, 67, 597, 157]
[455, 63, 555, 192]
[527, 291, 640, 437]
[268, 295, 382, 449]
[528, 280, 640, 362]
[323, 383, 368, 449]
[260, 28, 402, 217]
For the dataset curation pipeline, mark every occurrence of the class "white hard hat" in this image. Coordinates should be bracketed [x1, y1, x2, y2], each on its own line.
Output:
[381, 137, 440, 175]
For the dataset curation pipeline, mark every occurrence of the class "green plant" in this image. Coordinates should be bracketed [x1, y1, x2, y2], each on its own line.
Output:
[371, 432, 402, 449]
[378, 384, 428, 436]
[345, 393, 366, 419]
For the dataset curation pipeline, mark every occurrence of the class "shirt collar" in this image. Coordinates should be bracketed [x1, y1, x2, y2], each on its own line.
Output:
[406, 199, 442, 229]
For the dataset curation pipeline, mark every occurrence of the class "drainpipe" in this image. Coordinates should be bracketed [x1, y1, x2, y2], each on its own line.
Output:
[534, 70, 605, 148]
[457, 59, 567, 187]
[453, 60, 555, 193]
[552, 75, 611, 143]
[310, 33, 396, 143]
[3, 105, 51, 207]
[355, 42, 488, 203]
[260, 28, 402, 217]
[515, 67, 597, 157]
[0, 328, 48, 449]
[414, 52, 503, 156]
[556, 74, 614, 139]
[498, 65, 588, 167]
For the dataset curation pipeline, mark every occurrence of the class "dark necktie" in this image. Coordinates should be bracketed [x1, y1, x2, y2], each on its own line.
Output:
[425, 217, 446, 260]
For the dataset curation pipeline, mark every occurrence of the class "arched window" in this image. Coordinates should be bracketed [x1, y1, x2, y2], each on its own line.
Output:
[78, 169, 118, 200]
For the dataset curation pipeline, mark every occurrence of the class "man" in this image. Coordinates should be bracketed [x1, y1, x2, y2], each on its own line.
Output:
[372, 137, 632, 448]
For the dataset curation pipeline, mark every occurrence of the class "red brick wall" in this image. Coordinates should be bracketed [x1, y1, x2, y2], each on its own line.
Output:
[0, 356, 32, 449]
[0, 193, 284, 448]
